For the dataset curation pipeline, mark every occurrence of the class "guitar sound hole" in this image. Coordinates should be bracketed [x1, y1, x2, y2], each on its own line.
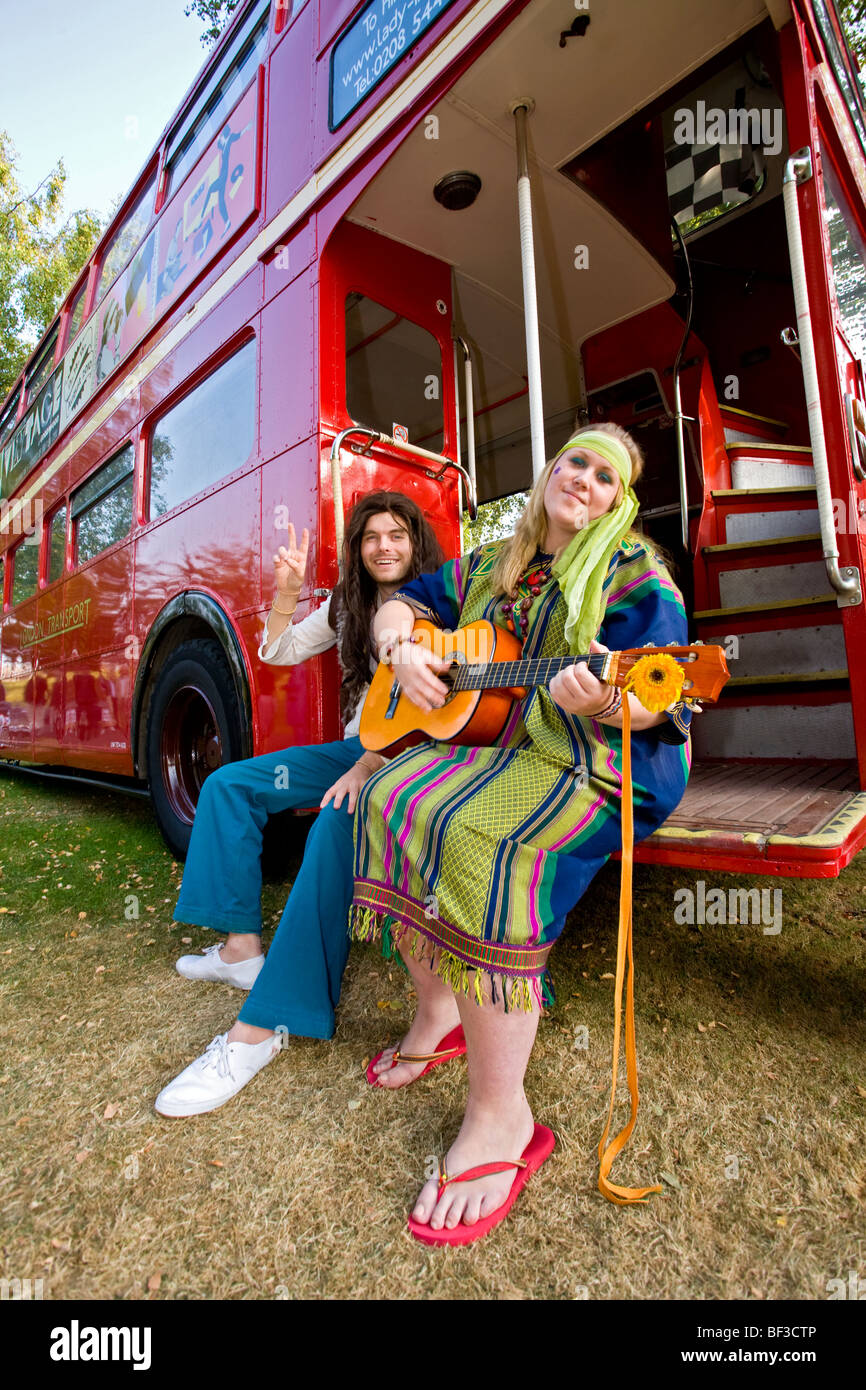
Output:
[440, 653, 465, 704]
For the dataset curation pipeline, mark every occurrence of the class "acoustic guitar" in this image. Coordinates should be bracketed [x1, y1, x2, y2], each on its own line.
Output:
[360, 619, 729, 755]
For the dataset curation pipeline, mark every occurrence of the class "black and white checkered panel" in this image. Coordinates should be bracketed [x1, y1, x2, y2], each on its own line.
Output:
[665, 142, 766, 225]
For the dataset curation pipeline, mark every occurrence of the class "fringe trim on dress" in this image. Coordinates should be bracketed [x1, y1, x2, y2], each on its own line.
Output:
[350, 904, 554, 1013]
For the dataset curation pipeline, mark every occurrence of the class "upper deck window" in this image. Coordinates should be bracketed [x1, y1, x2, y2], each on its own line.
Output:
[25, 326, 60, 402]
[67, 279, 89, 345]
[345, 293, 444, 452]
[0, 386, 22, 449]
[98, 181, 155, 300]
[164, 0, 269, 199]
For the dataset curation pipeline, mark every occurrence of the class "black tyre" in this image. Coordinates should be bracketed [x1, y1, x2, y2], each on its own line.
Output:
[145, 638, 245, 859]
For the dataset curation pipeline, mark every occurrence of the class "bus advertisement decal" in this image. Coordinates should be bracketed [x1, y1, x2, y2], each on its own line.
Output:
[330, 0, 458, 130]
[21, 598, 93, 650]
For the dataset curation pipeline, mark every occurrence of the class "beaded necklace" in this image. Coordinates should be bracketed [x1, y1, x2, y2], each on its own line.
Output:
[502, 549, 554, 637]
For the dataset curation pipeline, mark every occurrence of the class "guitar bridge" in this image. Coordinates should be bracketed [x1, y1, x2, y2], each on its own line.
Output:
[385, 678, 401, 722]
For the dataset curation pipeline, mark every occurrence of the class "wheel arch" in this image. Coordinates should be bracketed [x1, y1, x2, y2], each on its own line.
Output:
[131, 592, 254, 778]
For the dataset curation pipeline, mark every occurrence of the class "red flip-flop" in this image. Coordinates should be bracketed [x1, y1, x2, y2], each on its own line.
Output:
[366, 1024, 466, 1088]
[407, 1122, 556, 1247]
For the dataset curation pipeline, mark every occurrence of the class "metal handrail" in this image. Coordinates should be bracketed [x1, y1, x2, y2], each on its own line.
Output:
[782, 149, 860, 607]
[671, 216, 695, 549]
[328, 426, 478, 572]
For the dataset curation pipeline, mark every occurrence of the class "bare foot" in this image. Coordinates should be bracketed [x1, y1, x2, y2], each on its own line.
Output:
[372, 1002, 461, 1089]
[220, 933, 264, 964]
[410, 1096, 536, 1231]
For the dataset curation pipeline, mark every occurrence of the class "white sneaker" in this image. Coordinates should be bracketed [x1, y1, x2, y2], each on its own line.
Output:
[175, 942, 265, 990]
[154, 1032, 282, 1116]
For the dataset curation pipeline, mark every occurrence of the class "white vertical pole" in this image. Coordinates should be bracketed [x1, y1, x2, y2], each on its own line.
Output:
[512, 100, 547, 482]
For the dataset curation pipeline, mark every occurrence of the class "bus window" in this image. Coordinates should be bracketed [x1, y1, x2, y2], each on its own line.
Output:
[0, 386, 22, 449]
[72, 444, 135, 565]
[11, 537, 39, 606]
[821, 152, 866, 363]
[163, 0, 269, 199]
[25, 326, 59, 402]
[149, 340, 256, 518]
[345, 293, 444, 451]
[98, 182, 155, 300]
[67, 280, 89, 345]
[47, 505, 68, 584]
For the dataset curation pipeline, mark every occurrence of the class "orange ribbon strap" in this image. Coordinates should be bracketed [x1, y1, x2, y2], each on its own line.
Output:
[596, 693, 663, 1205]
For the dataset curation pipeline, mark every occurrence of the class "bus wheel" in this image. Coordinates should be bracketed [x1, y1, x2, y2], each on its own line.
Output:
[145, 638, 244, 859]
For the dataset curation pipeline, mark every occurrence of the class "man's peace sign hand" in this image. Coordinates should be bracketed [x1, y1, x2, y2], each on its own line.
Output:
[273, 523, 310, 598]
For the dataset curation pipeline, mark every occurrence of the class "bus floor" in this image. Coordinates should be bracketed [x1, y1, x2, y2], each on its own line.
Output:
[630, 757, 866, 878]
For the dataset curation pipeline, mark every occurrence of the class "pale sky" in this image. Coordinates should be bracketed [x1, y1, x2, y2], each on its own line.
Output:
[1, 0, 214, 223]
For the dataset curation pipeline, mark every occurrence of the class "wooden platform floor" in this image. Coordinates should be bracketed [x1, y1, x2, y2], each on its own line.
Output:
[664, 759, 861, 838]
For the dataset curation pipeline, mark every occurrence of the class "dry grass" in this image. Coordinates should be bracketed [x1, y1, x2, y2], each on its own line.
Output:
[1, 771, 864, 1301]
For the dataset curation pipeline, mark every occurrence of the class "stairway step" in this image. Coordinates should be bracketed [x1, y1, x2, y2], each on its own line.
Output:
[725, 668, 848, 687]
[703, 532, 821, 555]
[724, 508, 819, 543]
[692, 701, 855, 759]
[694, 594, 836, 619]
[718, 561, 829, 608]
[719, 404, 790, 444]
[711, 486, 817, 497]
[731, 454, 815, 489]
[719, 624, 846, 679]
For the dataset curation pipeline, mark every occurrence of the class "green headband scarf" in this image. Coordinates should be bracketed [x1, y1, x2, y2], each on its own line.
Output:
[549, 431, 639, 654]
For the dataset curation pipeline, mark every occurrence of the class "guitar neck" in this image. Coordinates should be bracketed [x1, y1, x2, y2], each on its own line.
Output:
[452, 653, 604, 691]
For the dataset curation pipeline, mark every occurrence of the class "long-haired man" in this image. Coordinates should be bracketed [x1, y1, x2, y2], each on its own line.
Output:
[155, 491, 444, 1116]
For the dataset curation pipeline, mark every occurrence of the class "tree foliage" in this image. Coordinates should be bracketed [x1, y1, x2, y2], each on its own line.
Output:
[185, 0, 243, 47]
[839, 0, 866, 68]
[0, 132, 101, 404]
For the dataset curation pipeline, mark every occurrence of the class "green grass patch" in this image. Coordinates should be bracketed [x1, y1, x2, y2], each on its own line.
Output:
[1, 769, 864, 1300]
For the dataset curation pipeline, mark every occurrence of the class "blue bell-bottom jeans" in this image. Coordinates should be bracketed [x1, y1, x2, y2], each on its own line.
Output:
[173, 737, 364, 1038]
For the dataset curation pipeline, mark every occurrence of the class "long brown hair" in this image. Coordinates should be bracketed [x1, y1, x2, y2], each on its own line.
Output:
[329, 491, 444, 720]
[491, 422, 646, 596]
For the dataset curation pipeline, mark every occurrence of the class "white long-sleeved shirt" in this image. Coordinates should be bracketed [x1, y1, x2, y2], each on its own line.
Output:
[258, 597, 374, 739]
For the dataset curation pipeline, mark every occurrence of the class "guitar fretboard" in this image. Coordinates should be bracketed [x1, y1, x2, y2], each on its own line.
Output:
[450, 653, 606, 691]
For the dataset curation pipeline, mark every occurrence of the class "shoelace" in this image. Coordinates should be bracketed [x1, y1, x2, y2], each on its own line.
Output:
[201, 1034, 235, 1081]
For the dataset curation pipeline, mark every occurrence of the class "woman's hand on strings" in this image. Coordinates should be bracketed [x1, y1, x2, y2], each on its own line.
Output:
[549, 639, 614, 716]
[391, 638, 452, 713]
[273, 523, 309, 598]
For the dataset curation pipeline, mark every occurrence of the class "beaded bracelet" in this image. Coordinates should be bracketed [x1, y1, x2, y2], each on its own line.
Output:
[379, 634, 420, 667]
[594, 688, 623, 719]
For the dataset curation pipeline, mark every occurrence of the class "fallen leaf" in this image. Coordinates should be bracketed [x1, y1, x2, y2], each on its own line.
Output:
[181, 937, 192, 944]
[103, 1102, 119, 1119]
[209, 1159, 224, 1168]
[776, 1216, 787, 1226]
[856, 1086, 866, 1099]
[697, 1023, 707, 1033]
[95, 965, 105, 975]
[750, 1287, 764, 1300]
[347, 1099, 362, 1110]
[600, 972, 614, 980]
[147, 1272, 162, 1292]
[51, 1238, 70, 1251]
[78, 912, 86, 920]
[660, 1170, 681, 1190]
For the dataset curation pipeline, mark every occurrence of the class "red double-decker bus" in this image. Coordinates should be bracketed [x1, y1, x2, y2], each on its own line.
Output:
[2, 0, 866, 877]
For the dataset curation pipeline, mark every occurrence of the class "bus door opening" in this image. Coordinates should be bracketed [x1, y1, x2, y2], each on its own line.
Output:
[319, 221, 464, 572]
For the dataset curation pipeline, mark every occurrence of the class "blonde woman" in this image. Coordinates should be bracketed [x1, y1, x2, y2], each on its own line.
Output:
[350, 424, 692, 1244]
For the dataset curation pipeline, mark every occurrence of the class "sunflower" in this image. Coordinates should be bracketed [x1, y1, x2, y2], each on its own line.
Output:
[622, 652, 684, 713]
